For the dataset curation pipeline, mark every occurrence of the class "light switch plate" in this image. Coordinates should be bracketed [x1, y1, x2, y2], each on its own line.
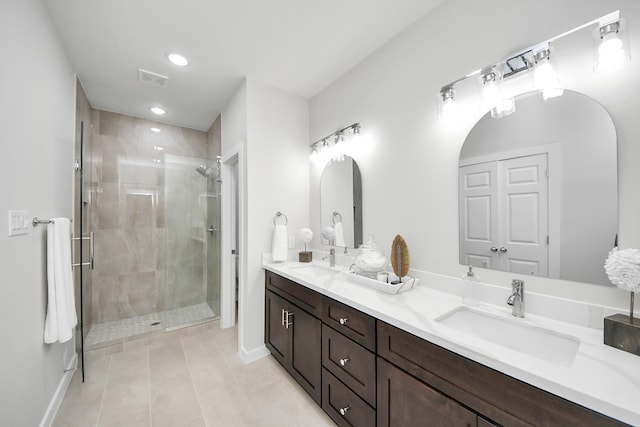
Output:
[8, 210, 30, 236]
[288, 236, 295, 249]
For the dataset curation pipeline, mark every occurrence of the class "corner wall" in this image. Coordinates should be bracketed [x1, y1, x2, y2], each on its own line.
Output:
[221, 79, 310, 361]
[310, 0, 640, 314]
[0, 1, 76, 425]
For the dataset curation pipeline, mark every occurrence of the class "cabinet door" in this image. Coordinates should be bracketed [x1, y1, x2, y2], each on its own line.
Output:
[290, 304, 322, 404]
[377, 357, 477, 427]
[265, 290, 289, 367]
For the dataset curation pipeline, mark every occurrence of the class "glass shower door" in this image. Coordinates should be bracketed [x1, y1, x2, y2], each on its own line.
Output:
[164, 154, 219, 329]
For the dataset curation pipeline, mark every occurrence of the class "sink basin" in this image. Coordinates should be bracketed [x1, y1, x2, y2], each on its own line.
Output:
[435, 307, 579, 365]
[290, 264, 339, 277]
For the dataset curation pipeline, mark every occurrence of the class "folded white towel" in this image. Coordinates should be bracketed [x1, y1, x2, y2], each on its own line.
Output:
[272, 224, 288, 262]
[334, 222, 346, 247]
[44, 218, 77, 344]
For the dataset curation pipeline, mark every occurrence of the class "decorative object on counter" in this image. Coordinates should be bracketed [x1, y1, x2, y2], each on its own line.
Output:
[390, 235, 410, 285]
[272, 212, 289, 262]
[345, 269, 418, 294]
[322, 226, 335, 245]
[603, 247, 640, 356]
[462, 265, 479, 306]
[298, 228, 313, 263]
[354, 235, 387, 279]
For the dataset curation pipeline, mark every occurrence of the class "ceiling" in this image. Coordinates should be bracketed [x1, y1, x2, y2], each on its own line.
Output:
[44, 0, 446, 131]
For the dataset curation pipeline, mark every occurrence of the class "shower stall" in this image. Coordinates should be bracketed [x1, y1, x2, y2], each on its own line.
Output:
[81, 110, 222, 351]
[163, 154, 221, 330]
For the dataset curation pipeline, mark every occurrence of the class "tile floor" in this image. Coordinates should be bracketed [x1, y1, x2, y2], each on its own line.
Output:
[54, 320, 335, 427]
[85, 303, 217, 350]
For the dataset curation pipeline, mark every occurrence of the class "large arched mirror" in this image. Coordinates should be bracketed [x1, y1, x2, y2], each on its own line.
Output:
[320, 155, 363, 248]
[459, 90, 617, 286]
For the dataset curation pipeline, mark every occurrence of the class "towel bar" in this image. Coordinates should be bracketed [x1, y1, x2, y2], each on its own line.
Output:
[332, 211, 343, 225]
[32, 217, 73, 227]
[273, 212, 288, 226]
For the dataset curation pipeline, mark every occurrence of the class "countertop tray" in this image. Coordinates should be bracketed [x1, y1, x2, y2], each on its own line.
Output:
[344, 271, 418, 294]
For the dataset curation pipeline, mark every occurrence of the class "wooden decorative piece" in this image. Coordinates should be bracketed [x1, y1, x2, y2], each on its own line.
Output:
[391, 235, 410, 280]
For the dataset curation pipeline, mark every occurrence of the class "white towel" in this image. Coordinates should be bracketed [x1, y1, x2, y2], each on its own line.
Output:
[44, 218, 77, 344]
[334, 222, 346, 247]
[272, 224, 288, 262]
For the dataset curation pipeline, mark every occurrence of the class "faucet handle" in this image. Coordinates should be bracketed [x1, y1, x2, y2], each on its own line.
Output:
[511, 279, 524, 290]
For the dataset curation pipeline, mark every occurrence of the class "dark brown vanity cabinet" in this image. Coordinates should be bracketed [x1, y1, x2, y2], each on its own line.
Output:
[321, 297, 377, 427]
[377, 357, 477, 427]
[265, 271, 629, 427]
[265, 272, 322, 404]
[377, 321, 628, 427]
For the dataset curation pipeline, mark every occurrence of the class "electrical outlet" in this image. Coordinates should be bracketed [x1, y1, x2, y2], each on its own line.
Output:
[8, 210, 30, 236]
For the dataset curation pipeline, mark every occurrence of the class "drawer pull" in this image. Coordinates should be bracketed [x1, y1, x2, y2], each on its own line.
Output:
[339, 357, 350, 366]
[339, 405, 350, 416]
[339, 317, 349, 325]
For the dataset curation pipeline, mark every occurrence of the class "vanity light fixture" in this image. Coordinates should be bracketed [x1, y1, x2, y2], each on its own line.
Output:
[438, 86, 458, 124]
[309, 123, 361, 165]
[595, 16, 630, 73]
[150, 106, 166, 115]
[533, 46, 564, 101]
[438, 10, 629, 123]
[480, 70, 515, 118]
[150, 127, 161, 133]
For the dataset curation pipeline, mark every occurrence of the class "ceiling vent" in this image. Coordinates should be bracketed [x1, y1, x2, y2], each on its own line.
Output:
[138, 69, 169, 88]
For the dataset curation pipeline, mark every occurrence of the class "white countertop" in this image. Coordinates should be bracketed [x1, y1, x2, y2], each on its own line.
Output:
[263, 260, 640, 426]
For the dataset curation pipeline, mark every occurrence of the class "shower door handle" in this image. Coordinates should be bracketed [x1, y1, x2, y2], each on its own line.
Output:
[207, 226, 218, 235]
[72, 231, 94, 270]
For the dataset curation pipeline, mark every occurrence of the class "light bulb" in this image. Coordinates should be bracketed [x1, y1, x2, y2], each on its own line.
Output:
[534, 57, 563, 100]
[482, 81, 500, 108]
[440, 97, 459, 124]
[597, 35, 626, 72]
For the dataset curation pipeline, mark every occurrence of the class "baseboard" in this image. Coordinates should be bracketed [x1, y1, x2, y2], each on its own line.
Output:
[40, 352, 77, 427]
[239, 343, 270, 364]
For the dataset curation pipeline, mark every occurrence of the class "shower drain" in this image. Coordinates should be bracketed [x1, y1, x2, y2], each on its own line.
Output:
[150, 321, 161, 326]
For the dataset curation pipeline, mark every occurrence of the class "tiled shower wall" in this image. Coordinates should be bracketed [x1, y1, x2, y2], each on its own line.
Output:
[89, 110, 216, 324]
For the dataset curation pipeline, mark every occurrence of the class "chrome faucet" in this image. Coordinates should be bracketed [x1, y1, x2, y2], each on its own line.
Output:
[507, 279, 525, 318]
[322, 247, 336, 267]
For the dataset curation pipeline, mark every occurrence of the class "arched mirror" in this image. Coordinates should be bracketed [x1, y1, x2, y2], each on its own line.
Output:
[320, 156, 363, 248]
[459, 90, 617, 286]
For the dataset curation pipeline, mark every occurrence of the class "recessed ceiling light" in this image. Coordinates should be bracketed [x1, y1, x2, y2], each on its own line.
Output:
[150, 127, 161, 133]
[167, 53, 188, 67]
[150, 107, 166, 115]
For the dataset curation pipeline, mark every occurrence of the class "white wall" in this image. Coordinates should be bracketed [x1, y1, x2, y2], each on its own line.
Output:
[222, 79, 309, 361]
[310, 0, 640, 314]
[0, 0, 76, 425]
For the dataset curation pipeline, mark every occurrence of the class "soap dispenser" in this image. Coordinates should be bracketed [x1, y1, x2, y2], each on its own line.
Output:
[462, 265, 479, 306]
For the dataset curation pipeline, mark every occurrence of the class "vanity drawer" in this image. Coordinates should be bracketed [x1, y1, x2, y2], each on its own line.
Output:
[322, 324, 376, 407]
[266, 271, 322, 318]
[322, 368, 376, 427]
[377, 321, 627, 427]
[323, 296, 376, 351]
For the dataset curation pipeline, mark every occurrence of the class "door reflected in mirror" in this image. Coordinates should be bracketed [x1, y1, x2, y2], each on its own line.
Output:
[320, 156, 363, 248]
[459, 90, 617, 286]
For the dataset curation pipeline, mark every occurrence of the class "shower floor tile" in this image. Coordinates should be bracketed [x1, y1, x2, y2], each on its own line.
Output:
[85, 303, 216, 350]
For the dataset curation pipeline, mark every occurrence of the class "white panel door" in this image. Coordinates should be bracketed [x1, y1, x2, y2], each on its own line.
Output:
[499, 154, 549, 276]
[459, 162, 499, 269]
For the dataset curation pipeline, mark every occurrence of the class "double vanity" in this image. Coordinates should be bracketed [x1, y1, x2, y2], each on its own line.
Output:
[263, 260, 640, 426]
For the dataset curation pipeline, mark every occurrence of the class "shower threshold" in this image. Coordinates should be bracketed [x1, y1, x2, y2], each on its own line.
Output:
[85, 302, 216, 351]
